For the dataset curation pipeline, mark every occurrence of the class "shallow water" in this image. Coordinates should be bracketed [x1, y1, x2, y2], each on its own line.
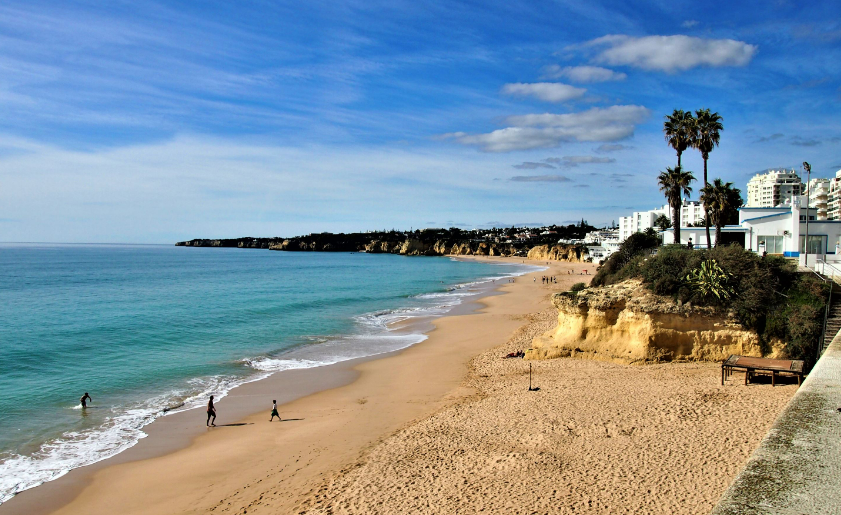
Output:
[0, 244, 534, 502]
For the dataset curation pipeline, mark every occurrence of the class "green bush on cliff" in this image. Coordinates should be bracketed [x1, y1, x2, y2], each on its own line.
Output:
[594, 242, 829, 365]
[591, 231, 661, 286]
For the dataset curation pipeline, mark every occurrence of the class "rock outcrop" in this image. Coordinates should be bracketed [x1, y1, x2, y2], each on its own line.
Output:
[527, 279, 784, 363]
[527, 245, 589, 262]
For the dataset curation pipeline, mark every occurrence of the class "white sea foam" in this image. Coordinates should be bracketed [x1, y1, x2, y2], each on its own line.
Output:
[0, 373, 248, 504]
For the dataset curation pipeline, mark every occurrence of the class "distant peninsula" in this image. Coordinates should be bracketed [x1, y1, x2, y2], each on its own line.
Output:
[175, 224, 599, 261]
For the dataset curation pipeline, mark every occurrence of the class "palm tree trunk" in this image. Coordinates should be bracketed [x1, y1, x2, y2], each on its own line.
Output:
[703, 158, 712, 249]
[715, 222, 722, 249]
[677, 152, 681, 168]
[673, 202, 681, 245]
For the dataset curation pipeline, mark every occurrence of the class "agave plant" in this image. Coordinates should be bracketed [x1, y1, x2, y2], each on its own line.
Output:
[684, 259, 735, 301]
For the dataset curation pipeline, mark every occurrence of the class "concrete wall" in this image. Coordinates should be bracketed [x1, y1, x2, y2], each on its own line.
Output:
[710, 334, 841, 514]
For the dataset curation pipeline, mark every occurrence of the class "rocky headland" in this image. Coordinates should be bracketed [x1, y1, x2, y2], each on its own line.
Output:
[527, 279, 785, 363]
[176, 233, 593, 261]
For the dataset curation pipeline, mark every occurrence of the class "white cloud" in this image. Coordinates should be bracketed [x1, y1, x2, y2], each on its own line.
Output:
[443, 105, 650, 153]
[541, 65, 626, 83]
[504, 105, 650, 128]
[583, 35, 757, 72]
[501, 82, 586, 103]
[682, 20, 699, 28]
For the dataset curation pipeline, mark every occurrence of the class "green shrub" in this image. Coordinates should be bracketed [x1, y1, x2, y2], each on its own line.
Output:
[570, 282, 587, 292]
[592, 231, 660, 286]
[594, 241, 828, 365]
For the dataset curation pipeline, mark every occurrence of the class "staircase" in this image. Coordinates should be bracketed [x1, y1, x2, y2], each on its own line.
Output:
[821, 300, 841, 354]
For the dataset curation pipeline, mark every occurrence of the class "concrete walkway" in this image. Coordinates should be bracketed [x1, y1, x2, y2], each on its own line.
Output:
[711, 333, 841, 514]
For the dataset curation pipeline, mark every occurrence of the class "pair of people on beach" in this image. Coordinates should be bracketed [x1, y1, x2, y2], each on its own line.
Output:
[206, 395, 281, 426]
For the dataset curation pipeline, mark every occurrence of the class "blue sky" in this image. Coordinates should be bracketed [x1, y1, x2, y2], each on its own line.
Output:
[1, 0, 839, 243]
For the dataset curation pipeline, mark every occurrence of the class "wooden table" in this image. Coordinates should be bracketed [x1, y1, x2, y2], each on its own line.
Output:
[721, 355, 805, 386]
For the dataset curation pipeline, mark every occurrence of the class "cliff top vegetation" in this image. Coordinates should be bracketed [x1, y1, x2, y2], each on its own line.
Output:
[592, 235, 830, 365]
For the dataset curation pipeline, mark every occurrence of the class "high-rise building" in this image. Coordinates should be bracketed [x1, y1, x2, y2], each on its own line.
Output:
[826, 170, 841, 220]
[805, 178, 830, 220]
[746, 169, 803, 207]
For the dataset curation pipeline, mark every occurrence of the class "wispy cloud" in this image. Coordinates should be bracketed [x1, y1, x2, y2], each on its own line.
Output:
[561, 155, 616, 166]
[755, 133, 785, 143]
[509, 174, 572, 182]
[512, 161, 556, 169]
[594, 143, 632, 153]
[501, 82, 586, 102]
[681, 20, 699, 28]
[577, 35, 757, 72]
[540, 65, 626, 83]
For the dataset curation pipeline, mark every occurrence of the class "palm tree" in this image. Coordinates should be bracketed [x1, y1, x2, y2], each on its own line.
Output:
[663, 109, 695, 168]
[693, 109, 724, 249]
[700, 179, 743, 247]
[658, 166, 696, 245]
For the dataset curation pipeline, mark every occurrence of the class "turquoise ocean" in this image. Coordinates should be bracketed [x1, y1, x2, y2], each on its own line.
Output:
[0, 244, 536, 503]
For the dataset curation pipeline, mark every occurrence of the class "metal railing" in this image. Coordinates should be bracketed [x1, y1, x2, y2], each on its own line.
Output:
[802, 263, 834, 360]
[813, 259, 840, 357]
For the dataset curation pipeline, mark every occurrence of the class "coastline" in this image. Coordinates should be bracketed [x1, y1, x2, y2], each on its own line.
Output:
[1, 255, 564, 515]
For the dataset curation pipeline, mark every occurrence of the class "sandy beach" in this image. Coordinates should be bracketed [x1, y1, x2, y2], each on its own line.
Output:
[2, 257, 796, 515]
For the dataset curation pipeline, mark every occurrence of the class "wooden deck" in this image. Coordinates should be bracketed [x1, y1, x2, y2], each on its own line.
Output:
[721, 355, 805, 386]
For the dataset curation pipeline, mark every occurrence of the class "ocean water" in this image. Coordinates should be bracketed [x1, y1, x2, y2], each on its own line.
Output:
[0, 244, 535, 503]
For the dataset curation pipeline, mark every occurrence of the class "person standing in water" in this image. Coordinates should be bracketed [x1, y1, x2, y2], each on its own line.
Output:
[206, 395, 216, 427]
[80, 392, 92, 408]
[270, 400, 280, 422]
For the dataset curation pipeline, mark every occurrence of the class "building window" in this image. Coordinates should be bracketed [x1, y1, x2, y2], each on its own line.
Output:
[799, 235, 827, 254]
[758, 235, 783, 254]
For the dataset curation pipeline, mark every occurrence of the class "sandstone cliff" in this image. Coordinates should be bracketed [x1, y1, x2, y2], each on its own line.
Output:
[527, 279, 784, 363]
[527, 244, 589, 262]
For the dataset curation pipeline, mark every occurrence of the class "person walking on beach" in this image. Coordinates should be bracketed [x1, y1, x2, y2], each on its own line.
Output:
[270, 400, 280, 422]
[80, 392, 92, 408]
[207, 395, 216, 427]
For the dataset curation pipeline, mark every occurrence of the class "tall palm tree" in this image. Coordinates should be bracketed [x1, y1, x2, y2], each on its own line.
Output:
[658, 166, 696, 245]
[663, 109, 695, 168]
[693, 109, 724, 249]
[700, 179, 743, 247]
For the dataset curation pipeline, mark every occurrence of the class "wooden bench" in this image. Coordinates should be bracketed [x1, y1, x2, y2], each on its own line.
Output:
[721, 355, 805, 386]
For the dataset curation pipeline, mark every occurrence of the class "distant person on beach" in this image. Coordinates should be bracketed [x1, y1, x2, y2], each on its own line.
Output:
[80, 392, 92, 408]
[270, 400, 280, 422]
[207, 395, 216, 427]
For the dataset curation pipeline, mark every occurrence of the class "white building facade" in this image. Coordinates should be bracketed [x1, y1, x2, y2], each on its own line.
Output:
[826, 170, 841, 220]
[746, 169, 803, 208]
[618, 201, 706, 241]
[805, 177, 830, 220]
[663, 196, 841, 266]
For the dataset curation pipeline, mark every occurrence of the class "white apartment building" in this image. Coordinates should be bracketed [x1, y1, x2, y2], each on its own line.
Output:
[746, 169, 803, 207]
[805, 177, 830, 220]
[826, 170, 841, 220]
[618, 201, 706, 241]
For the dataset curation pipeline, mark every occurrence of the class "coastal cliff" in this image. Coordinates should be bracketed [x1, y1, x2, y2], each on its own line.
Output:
[527, 244, 589, 262]
[177, 235, 590, 260]
[527, 279, 784, 363]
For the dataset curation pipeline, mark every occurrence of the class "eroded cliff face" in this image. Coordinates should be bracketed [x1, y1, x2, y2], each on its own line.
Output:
[527, 280, 784, 363]
[527, 245, 589, 262]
